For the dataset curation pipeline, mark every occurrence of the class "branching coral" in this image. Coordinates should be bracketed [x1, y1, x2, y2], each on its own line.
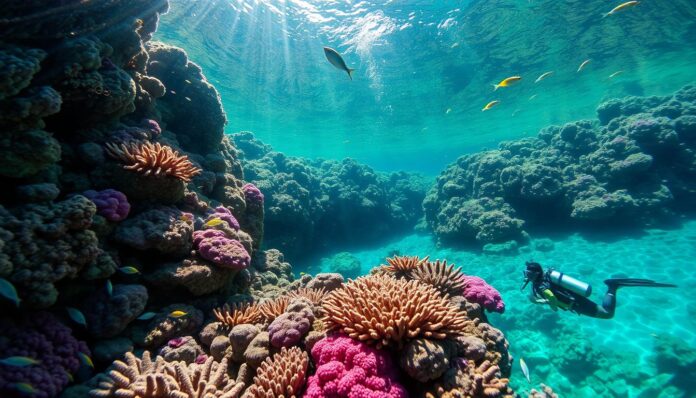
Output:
[408, 259, 467, 296]
[257, 296, 290, 322]
[213, 303, 262, 328]
[286, 287, 328, 306]
[242, 347, 308, 398]
[322, 275, 472, 348]
[373, 255, 430, 278]
[90, 351, 245, 398]
[425, 359, 514, 398]
[105, 141, 201, 182]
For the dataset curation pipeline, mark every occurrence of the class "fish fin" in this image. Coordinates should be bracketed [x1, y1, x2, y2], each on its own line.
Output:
[347, 68, 354, 80]
[492, 84, 499, 91]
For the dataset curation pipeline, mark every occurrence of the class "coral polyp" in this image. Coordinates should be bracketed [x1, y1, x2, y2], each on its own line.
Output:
[105, 141, 201, 182]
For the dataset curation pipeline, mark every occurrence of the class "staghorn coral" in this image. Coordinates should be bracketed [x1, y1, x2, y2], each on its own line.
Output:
[214, 303, 263, 328]
[304, 334, 407, 398]
[323, 275, 472, 348]
[105, 141, 201, 182]
[408, 259, 467, 296]
[90, 351, 245, 398]
[0, 312, 90, 398]
[374, 255, 430, 278]
[242, 347, 308, 398]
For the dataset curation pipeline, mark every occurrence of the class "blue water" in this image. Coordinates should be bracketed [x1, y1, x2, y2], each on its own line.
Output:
[156, 0, 696, 173]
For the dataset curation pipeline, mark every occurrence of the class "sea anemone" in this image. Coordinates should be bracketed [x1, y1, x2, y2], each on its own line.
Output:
[322, 275, 471, 348]
[105, 141, 201, 182]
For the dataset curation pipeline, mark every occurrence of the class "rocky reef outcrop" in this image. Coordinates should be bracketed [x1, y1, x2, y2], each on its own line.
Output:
[425, 85, 696, 248]
[233, 131, 429, 261]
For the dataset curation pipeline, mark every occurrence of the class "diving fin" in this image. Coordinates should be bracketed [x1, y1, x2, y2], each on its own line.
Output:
[604, 278, 677, 288]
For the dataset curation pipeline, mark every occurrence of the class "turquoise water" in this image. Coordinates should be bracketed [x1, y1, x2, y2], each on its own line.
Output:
[304, 222, 696, 397]
[157, 0, 696, 173]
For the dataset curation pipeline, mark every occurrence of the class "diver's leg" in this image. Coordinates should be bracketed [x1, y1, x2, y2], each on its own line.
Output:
[571, 296, 613, 319]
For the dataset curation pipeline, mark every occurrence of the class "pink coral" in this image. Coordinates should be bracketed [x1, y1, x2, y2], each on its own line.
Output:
[243, 183, 264, 205]
[304, 335, 408, 398]
[462, 276, 505, 313]
[192, 229, 250, 270]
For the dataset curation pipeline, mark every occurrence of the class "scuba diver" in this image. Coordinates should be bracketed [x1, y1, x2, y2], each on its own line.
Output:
[522, 261, 676, 319]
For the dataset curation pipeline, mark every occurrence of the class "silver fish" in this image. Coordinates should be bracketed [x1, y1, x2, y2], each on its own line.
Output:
[106, 279, 113, 296]
[0, 278, 20, 307]
[137, 311, 157, 320]
[323, 47, 355, 80]
[520, 357, 531, 383]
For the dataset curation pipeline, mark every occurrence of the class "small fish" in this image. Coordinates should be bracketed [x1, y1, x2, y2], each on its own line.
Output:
[137, 311, 158, 320]
[299, 272, 306, 276]
[534, 71, 554, 83]
[204, 218, 225, 228]
[185, 79, 192, 84]
[608, 70, 624, 79]
[604, 1, 639, 18]
[451, 42, 460, 48]
[79, 352, 94, 368]
[65, 370, 74, 382]
[577, 59, 591, 72]
[11, 383, 36, 395]
[520, 358, 531, 383]
[511, 109, 521, 117]
[482, 100, 500, 112]
[323, 47, 355, 80]
[66, 307, 87, 327]
[185, 96, 191, 102]
[529, 94, 538, 101]
[0, 356, 41, 367]
[493, 76, 522, 91]
[106, 279, 113, 296]
[179, 213, 193, 222]
[118, 266, 140, 275]
[0, 277, 20, 307]
[169, 310, 187, 318]
[445, 108, 452, 114]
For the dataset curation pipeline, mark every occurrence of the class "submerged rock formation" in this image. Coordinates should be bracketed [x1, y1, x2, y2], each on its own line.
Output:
[425, 84, 696, 248]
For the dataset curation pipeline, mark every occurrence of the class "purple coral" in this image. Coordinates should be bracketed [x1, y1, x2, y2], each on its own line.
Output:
[462, 276, 505, 313]
[243, 183, 264, 205]
[268, 301, 315, 348]
[206, 206, 240, 230]
[141, 118, 162, 135]
[0, 312, 90, 398]
[304, 334, 408, 398]
[192, 229, 250, 270]
[83, 189, 130, 222]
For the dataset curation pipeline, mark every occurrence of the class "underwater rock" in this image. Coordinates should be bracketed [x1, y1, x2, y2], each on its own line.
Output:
[399, 338, 457, 382]
[533, 238, 555, 252]
[482, 240, 519, 256]
[304, 272, 344, 292]
[230, 324, 262, 364]
[243, 331, 271, 368]
[114, 206, 193, 256]
[158, 335, 204, 363]
[82, 283, 148, 339]
[317, 251, 362, 279]
[136, 304, 204, 348]
[92, 337, 134, 367]
[144, 258, 236, 296]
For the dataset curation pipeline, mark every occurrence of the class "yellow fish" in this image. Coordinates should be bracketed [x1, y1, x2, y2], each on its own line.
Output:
[577, 59, 591, 72]
[118, 266, 140, 275]
[79, 352, 94, 368]
[534, 71, 554, 83]
[604, 1, 639, 18]
[493, 76, 522, 91]
[0, 356, 41, 367]
[482, 100, 500, 112]
[204, 218, 225, 228]
[169, 310, 187, 318]
[11, 383, 36, 394]
[608, 70, 624, 79]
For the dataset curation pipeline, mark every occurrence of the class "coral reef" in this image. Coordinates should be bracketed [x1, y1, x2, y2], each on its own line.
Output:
[233, 131, 429, 261]
[243, 346, 308, 398]
[425, 85, 696, 247]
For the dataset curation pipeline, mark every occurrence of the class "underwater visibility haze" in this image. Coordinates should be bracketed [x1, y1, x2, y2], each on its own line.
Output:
[0, 1, 695, 398]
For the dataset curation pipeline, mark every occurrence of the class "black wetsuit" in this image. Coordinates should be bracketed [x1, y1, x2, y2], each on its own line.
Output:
[532, 271, 617, 319]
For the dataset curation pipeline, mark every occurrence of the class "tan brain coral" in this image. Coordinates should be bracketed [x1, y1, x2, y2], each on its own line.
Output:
[242, 346, 309, 398]
[105, 141, 201, 182]
[322, 275, 472, 348]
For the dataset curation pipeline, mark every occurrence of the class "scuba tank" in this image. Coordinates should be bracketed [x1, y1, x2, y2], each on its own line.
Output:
[548, 270, 592, 297]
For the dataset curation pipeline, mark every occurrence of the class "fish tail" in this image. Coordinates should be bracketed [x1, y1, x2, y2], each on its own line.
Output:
[602, 12, 610, 18]
[347, 68, 354, 80]
[492, 84, 499, 91]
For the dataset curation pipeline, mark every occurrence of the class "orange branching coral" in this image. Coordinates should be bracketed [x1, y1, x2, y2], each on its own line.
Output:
[105, 141, 201, 182]
[322, 275, 471, 348]
[373, 255, 430, 278]
[287, 287, 328, 305]
[424, 359, 514, 398]
[242, 347, 309, 398]
[90, 351, 245, 398]
[409, 259, 467, 296]
[213, 303, 262, 328]
[257, 296, 290, 322]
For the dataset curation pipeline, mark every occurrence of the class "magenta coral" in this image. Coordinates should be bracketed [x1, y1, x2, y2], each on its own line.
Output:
[193, 229, 250, 270]
[83, 189, 130, 222]
[0, 312, 89, 398]
[304, 335, 408, 398]
[243, 183, 264, 205]
[462, 276, 505, 313]
[141, 118, 162, 135]
[207, 206, 240, 230]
